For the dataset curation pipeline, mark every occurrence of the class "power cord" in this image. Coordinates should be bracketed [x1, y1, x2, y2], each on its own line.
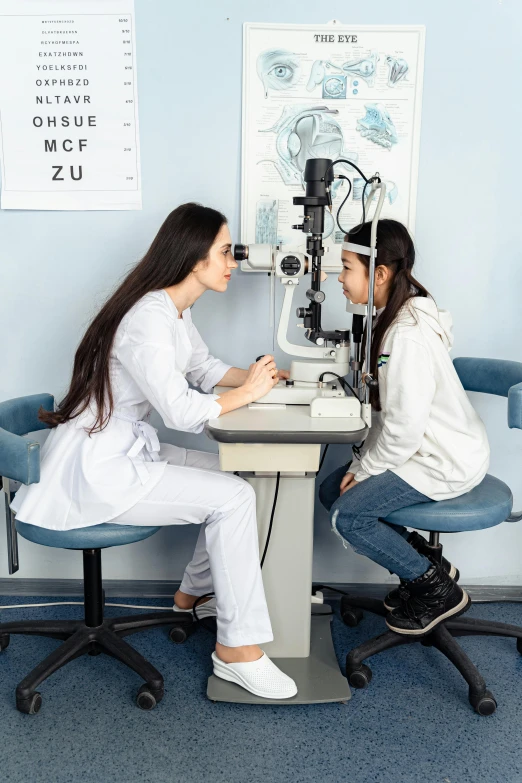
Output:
[0, 601, 179, 612]
[333, 175, 352, 231]
[319, 444, 329, 473]
[0, 450, 354, 621]
[260, 472, 279, 569]
[318, 371, 357, 399]
[322, 158, 380, 236]
[0, 473, 284, 627]
[312, 584, 353, 598]
[191, 471, 281, 625]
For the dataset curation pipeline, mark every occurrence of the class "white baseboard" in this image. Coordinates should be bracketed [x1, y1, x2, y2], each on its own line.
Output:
[1, 579, 522, 604]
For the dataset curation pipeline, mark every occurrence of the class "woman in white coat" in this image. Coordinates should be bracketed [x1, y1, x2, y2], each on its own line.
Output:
[12, 202, 297, 700]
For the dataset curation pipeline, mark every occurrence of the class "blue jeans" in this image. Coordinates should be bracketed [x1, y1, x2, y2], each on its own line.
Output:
[319, 464, 432, 581]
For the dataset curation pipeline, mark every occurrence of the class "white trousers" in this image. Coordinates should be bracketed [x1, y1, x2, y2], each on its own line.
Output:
[111, 444, 273, 648]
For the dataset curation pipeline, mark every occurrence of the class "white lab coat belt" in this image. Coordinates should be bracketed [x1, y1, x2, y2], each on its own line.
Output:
[112, 412, 161, 484]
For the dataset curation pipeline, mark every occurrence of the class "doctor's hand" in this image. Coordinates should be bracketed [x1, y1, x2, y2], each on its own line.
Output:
[340, 472, 358, 496]
[244, 355, 279, 401]
[276, 369, 291, 381]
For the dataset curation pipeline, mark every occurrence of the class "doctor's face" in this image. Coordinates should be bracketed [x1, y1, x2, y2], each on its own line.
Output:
[192, 223, 238, 293]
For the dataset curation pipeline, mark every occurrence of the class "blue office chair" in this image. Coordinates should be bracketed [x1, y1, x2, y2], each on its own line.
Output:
[337, 358, 522, 716]
[0, 394, 195, 714]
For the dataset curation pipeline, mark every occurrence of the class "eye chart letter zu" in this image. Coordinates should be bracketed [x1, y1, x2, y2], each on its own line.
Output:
[0, 0, 141, 210]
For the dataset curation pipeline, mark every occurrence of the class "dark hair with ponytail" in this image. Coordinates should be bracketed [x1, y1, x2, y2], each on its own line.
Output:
[39, 202, 227, 433]
[346, 219, 431, 411]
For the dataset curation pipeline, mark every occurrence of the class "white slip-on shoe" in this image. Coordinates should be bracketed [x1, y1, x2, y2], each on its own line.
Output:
[211, 651, 298, 700]
[173, 596, 217, 620]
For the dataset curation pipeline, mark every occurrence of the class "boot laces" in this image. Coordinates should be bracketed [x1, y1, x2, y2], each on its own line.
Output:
[398, 585, 411, 603]
[403, 593, 433, 620]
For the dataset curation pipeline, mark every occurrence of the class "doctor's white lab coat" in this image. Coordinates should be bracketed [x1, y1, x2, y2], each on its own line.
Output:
[11, 289, 231, 531]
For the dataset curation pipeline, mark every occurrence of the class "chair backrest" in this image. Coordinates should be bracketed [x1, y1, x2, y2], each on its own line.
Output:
[453, 358, 522, 431]
[0, 394, 54, 484]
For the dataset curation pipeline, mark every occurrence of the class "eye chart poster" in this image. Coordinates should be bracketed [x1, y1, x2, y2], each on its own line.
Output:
[0, 0, 141, 210]
[242, 23, 425, 252]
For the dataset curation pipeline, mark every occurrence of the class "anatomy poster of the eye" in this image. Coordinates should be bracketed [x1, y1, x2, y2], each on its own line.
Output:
[0, 0, 140, 210]
[242, 23, 425, 255]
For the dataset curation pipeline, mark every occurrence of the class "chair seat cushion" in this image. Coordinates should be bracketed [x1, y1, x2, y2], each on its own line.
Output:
[383, 474, 513, 533]
[15, 521, 161, 550]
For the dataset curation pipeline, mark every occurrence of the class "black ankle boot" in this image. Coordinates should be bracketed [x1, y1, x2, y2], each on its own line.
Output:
[383, 532, 460, 612]
[385, 563, 471, 636]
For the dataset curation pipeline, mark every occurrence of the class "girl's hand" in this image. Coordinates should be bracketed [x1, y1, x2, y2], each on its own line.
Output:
[243, 355, 278, 401]
[340, 472, 358, 496]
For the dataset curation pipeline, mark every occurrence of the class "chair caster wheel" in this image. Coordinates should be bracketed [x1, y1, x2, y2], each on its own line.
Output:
[169, 624, 194, 644]
[17, 692, 42, 715]
[340, 602, 363, 628]
[136, 684, 164, 711]
[469, 689, 497, 716]
[0, 634, 10, 652]
[346, 663, 372, 689]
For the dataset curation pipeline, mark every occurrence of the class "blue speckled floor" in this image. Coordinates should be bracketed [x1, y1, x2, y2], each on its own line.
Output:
[1, 598, 522, 783]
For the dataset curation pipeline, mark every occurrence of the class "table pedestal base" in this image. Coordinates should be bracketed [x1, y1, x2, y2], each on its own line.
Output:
[207, 605, 351, 705]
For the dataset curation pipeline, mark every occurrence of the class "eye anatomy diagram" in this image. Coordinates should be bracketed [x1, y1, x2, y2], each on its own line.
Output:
[258, 105, 358, 193]
[243, 24, 426, 244]
[356, 104, 398, 149]
[385, 181, 398, 204]
[323, 75, 347, 100]
[307, 51, 380, 96]
[386, 56, 409, 86]
[353, 177, 398, 204]
[255, 200, 279, 244]
[342, 50, 380, 87]
[352, 178, 365, 200]
[307, 61, 345, 97]
[256, 49, 301, 98]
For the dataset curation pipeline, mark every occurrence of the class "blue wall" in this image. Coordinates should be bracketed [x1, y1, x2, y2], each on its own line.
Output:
[2, 0, 522, 585]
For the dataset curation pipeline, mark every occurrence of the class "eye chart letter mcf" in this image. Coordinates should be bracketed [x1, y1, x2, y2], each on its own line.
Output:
[241, 23, 425, 253]
[0, 0, 141, 210]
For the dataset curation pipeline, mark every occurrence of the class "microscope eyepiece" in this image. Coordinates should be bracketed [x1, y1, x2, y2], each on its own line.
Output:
[233, 244, 249, 261]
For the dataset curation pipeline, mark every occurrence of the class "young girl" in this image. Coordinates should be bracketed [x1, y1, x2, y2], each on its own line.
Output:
[11, 203, 297, 700]
[319, 219, 489, 636]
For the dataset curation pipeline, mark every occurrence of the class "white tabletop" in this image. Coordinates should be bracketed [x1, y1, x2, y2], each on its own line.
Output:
[206, 404, 367, 445]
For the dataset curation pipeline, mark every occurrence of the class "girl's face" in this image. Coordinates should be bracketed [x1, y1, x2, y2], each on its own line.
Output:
[192, 223, 238, 293]
[338, 250, 369, 305]
[338, 249, 393, 309]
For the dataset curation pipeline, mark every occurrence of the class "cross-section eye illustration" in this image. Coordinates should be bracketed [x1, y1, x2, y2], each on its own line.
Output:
[257, 104, 358, 193]
[386, 56, 409, 86]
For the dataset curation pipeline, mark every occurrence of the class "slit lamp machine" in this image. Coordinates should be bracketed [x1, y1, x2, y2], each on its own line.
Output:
[233, 157, 386, 431]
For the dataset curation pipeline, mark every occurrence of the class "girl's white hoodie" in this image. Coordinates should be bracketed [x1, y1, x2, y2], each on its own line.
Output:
[350, 296, 490, 501]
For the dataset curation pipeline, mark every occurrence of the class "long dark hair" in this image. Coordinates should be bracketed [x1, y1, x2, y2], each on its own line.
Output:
[40, 202, 227, 432]
[349, 219, 431, 410]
